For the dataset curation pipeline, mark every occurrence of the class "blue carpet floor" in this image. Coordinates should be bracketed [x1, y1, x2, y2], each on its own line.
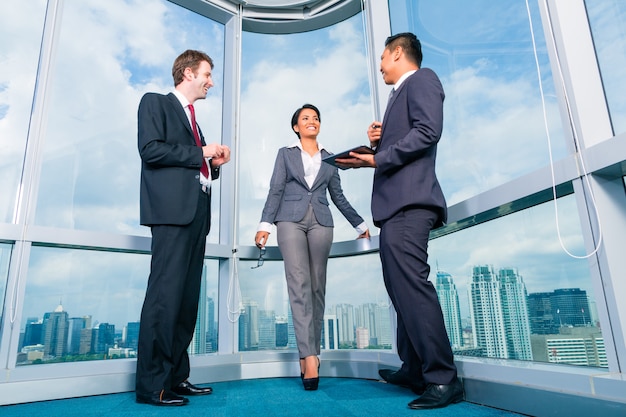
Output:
[0, 377, 525, 416]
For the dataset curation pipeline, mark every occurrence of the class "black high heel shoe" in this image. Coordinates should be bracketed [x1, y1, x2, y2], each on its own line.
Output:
[302, 357, 320, 391]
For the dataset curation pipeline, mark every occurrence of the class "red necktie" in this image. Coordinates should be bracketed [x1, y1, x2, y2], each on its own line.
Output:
[188, 104, 209, 178]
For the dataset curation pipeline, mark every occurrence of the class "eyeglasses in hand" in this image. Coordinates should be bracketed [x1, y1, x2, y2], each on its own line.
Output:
[251, 247, 266, 269]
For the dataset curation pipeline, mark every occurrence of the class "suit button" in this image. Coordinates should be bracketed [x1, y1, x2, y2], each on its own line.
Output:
[308, 192, 312, 195]
[195, 175, 200, 179]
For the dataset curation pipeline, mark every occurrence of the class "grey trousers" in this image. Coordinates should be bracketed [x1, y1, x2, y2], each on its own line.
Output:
[277, 205, 333, 358]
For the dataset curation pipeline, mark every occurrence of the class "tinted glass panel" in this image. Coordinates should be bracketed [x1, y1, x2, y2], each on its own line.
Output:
[429, 195, 606, 368]
[33, 0, 225, 243]
[389, 0, 568, 205]
[0, 1, 47, 223]
[585, 0, 626, 135]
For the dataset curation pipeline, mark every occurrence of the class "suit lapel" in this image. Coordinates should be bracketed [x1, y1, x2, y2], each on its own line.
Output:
[380, 75, 411, 145]
[167, 93, 196, 144]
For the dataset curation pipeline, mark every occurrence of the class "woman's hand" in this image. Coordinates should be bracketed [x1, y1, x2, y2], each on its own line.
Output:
[255, 231, 269, 248]
[357, 230, 370, 240]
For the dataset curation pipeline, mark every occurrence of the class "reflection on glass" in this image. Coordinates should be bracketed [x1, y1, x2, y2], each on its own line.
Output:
[33, 0, 225, 240]
[238, 253, 390, 351]
[238, 13, 375, 243]
[0, 1, 47, 223]
[429, 195, 606, 368]
[17, 247, 218, 365]
[389, 0, 567, 205]
[585, 0, 626, 135]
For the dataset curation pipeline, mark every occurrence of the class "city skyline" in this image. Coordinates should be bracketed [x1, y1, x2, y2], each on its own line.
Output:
[16, 259, 603, 370]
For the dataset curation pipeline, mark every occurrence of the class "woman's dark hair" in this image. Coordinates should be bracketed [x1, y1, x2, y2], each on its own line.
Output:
[291, 104, 321, 138]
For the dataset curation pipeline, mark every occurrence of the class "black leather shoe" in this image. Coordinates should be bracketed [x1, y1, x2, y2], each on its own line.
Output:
[172, 380, 213, 396]
[136, 389, 189, 406]
[378, 369, 426, 395]
[407, 379, 464, 410]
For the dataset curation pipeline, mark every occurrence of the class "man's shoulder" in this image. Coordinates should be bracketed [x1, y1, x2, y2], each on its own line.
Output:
[140, 92, 171, 102]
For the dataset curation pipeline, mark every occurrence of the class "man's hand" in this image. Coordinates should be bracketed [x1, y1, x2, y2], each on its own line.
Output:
[367, 121, 382, 148]
[335, 152, 376, 169]
[206, 144, 231, 167]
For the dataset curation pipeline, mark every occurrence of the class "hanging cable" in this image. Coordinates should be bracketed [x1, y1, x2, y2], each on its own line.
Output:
[227, 3, 244, 324]
[525, 0, 603, 259]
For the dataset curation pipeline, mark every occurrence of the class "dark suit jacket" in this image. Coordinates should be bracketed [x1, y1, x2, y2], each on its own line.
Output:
[372, 68, 447, 228]
[261, 146, 364, 228]
[138, 92, 219, 227]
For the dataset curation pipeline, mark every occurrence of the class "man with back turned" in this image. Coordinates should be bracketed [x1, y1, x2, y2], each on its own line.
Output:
[336, 32, 463, 410]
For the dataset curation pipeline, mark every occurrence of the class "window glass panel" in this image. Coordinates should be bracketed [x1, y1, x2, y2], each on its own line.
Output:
[429, 195, 606, 368]
[585, 0, 626, 135]
[33, 0, 225, 243]
[238, 13, 375, 244]
[0, 1, 47, 223]
[389, 0, 567, 205]
[0, 244, 12, 352]
[17, 247, 218, 365]
[238, 253, 389, 351]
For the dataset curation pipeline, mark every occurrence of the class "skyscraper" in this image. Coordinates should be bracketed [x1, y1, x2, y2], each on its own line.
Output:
[469, 266, 532, 360]
[43, 303, 69, 358]
[435, 270, 464, 349]
[469, 265, 508, 358]
[335, 303, 355, 347]
[498, 268, 532, 360]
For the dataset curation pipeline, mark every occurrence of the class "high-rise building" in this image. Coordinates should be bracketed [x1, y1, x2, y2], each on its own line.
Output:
[22, 318, 43, 349]
[469, 266, 508, 358]
[43, 303, 69, 358]
[355, 327, 369, 349]
[322, 314, 339, 350]
[335, 304, 355, 346]
[527, 292, 558, 334]
[435, 270, 464, 349]
[238, 300, 259, 351]
[374, 303, 392, 348]
[191, 266, 208, 355]
[275, 316, 288, 348]
[498, 268, 532, 360]
[527, 288, 593, 334]
[258, 310, 276, 350]
[67, 317, 86, 355]
[469, 266, 533, 360]
[93, 323, 115, 354]
[207, 296, 216, 352]
[552, 288, 592, 327]
[125, 321, 140, 351]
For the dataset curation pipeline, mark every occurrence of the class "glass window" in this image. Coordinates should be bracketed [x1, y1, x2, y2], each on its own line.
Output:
[239, 253, 389, 351]
[0, 1, 47, 223]
[585, 0, 626, 135]
[389, 0, 568, 205]
[17, 247, 218, 365]
[0, 243, 12, 352]
[238, 13, 375, 244]
[33, 0, 225, 241]
[429, 195, 606, 368]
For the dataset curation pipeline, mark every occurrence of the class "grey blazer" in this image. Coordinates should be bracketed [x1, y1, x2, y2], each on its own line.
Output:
[260, 146, 364, 228]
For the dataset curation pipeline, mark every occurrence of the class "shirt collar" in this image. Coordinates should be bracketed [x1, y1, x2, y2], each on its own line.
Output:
[288, 141, 327, 153]
[394, 69, 417, 91]
[172, 90, 190, 108]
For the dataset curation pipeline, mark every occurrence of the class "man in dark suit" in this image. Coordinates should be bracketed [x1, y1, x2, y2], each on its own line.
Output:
[336, 33, 463, 410]
[135, 49, 230, 406]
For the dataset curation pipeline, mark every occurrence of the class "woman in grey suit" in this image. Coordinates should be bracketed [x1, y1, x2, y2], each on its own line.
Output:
[255, 104, 369, 391]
